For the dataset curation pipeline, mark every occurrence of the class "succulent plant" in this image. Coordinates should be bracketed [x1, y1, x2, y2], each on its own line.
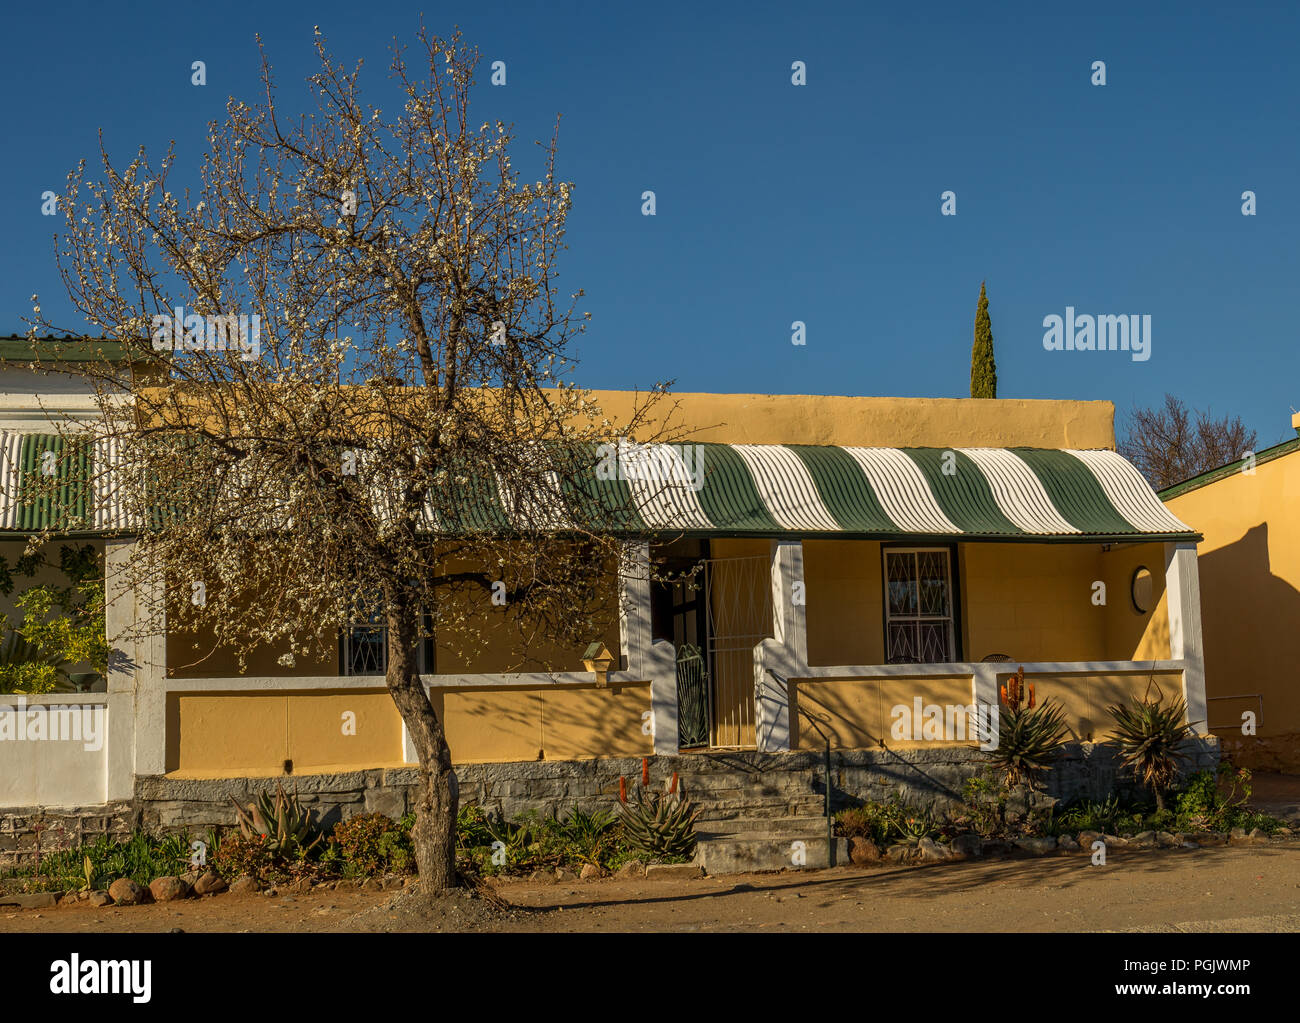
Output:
[230, 783, 322, 857]
[616, 787, 698, 861]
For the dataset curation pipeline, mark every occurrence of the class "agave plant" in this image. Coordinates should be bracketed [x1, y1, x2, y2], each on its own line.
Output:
[616, 787, 699, 861]
[1108, 694, 1193, 810]
[230, 783, 322, 857]
[988, 700, 1070, 790]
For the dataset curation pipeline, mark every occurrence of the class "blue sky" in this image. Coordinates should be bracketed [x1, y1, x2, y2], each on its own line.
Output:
[2, 1, 1296, 446]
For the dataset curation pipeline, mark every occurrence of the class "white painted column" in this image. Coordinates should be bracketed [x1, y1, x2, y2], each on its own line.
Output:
[1165, 541, 1208, 734]
[618, 542, 677, 754]
[103, 540, 137, 801]
[759, 540, 808, 752]
[131, 554, 168, 779]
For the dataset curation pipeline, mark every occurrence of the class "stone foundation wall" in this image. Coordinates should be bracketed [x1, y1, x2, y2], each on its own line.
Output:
[1218, 733, 1300, 773]
[0, 737, 1220, 865]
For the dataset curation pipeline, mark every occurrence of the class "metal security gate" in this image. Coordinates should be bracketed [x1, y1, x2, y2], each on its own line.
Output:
[675, 644, 710, 749]
[703, 555, 773, 749]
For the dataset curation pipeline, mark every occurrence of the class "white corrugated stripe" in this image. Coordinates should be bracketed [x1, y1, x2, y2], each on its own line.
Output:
[0, 432, 22, 530]
[1069, 449, 1196, 534]
[963, 448, 1081, 534]
[623, 443, 714, 530]
[842, 447, 961, 534]
[93, 436, 126, 531]
[495, 467, 572, 531]
[731, 444, 840, 531]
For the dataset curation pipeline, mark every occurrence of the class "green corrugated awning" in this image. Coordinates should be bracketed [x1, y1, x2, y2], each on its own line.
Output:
[0, 433, 1199, 542]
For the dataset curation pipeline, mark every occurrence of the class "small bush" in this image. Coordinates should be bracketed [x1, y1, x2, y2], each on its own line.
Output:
[214, 832, 274, 881]
[330, 813, 399, 876]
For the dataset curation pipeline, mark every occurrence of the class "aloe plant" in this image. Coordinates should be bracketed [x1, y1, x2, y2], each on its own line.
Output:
[230, 783, 322, 857]
[616, 788, 698, 861]
[1109, 695, 1193, 810]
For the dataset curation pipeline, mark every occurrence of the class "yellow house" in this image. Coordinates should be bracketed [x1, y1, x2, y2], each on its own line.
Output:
[0, 369, 1212, 812]
[1160, 411, 1300, 771]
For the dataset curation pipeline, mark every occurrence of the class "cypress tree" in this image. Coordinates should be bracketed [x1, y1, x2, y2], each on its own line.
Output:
[971, 281, 997, 398]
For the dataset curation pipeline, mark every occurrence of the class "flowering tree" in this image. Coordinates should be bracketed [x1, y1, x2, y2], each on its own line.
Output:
[26, 27, 670, 893]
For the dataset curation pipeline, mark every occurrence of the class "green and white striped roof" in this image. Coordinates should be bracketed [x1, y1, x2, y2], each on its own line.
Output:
[0, 433, 1198, 542]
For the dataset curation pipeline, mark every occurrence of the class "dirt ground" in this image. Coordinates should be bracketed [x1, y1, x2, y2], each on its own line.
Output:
[3, 843, 1300, 932]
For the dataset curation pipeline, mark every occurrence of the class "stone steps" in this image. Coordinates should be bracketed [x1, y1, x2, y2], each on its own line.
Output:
[695, 827, 847, 874]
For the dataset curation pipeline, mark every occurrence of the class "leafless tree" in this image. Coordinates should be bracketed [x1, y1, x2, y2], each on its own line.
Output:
[23, 27, 676, 893]
[1118, 393, 1256, 490]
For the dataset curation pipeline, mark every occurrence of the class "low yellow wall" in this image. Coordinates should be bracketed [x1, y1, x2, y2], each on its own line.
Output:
[790, 670, 1183, 751]
[167, 683, 652, 775]
[1008, 670, 1186, 743]
[792, 676, 975, 750]
[167, 690, 403, 773]
[433, 683, 653, 763]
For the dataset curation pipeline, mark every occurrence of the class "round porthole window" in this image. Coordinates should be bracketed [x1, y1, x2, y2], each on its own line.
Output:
[1131, 566, 1154, 613]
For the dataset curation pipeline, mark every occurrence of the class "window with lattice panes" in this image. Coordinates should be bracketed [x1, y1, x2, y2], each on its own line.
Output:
[883, 547, 956, 663]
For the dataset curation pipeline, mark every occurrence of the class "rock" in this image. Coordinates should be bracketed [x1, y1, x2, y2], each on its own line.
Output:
[1057, 835, 1080, 852]
[88, 891, 112, 907]
[75, 891, 89, 902]
[263, 887, 279, 897]
[884, 844, 915, 864]
[1279, 827, 1293, 837]
[0, 892, 58, 910]
[333, 879, 358, 891]
[292, 876, 316, 894]
[149, 876, 191, 903]
[1131, 831, 1157, 848]
[848, 837, 883, 865]
[528, 869, 554, 884]
[1229, 827, 1249, 842]
[1077, 830, 1103, 850]
[193, 870, 227, 896]
[228, 875, 258, 896]
[1101, 834, 1129, 847]
[553, 867, 576, 882]
[1156, 831, 1178, 848]
[917, 837, 950, 862]
[360, 878, 383, 892]
[579, 863, 600, 880]
[1196, 832, 1229, 845]
[644, 863, 703, 880]
[180, 871, 200, 887]
[107, 879, 145, 906]
[1014, 836, 1057, 855]
[617, 859, 646, 878]
[950, 834, 984, 859]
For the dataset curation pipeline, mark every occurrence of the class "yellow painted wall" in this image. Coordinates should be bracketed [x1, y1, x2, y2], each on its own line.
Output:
[434, 682, 653, 763]
[804, 540, 884, 665]
[792, 675, 974, 749]
[790, 670, 1180, 751]
[1006, 670, 1186, 743]
[588, 392, 1115, 449]
[801, 540, 1167, 666]
[168, 690, 402, 773]
[168, 684, 651, 774]
[1165, 446, 1300, 747]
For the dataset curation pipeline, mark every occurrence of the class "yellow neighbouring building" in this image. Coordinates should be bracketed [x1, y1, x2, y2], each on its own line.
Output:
[1160, 411, 1300, 771]
[0, 346, 1215, 821]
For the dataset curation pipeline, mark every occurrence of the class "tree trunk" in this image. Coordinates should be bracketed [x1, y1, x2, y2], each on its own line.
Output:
[385, 603, 459, 890]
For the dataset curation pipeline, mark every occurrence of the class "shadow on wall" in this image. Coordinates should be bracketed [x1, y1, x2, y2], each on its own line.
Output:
[1198, 522, 1300, 743]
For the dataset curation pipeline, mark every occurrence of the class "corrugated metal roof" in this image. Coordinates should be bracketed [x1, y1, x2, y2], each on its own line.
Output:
[0, 433, 1198, 541]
